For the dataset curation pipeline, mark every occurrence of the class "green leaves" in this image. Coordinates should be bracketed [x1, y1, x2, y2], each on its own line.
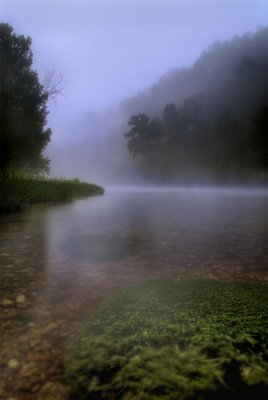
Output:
[0, 23, 51, 174]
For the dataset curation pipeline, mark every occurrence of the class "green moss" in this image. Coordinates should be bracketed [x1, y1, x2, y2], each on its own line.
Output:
[0, 177, 104, 212]
[65, 279, 268, 400]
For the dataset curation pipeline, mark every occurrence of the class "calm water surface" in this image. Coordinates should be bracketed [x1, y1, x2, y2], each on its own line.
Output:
[1, 187, 268, 399]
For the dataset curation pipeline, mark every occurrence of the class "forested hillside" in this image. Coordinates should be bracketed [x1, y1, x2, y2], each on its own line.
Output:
[124, 27, 268, 183]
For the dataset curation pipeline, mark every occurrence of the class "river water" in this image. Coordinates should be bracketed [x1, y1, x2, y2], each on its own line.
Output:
[1, 187, 268, 399]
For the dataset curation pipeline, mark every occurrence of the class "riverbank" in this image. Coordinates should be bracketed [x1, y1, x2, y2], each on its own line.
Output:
[0, 177, 104, 212]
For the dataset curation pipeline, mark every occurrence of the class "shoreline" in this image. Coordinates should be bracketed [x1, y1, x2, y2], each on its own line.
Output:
[0, 177, 104, 213]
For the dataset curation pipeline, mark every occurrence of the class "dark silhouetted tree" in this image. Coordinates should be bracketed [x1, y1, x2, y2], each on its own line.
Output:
[251, 105, 268, 169]
[124, 27, 268, 182]
[125, 114, 163, 157]
[0, 23, 51, 175]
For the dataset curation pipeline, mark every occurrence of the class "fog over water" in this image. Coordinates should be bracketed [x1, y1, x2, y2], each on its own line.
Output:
[1, 3, 268, 396]
[2, 0, 268, 184]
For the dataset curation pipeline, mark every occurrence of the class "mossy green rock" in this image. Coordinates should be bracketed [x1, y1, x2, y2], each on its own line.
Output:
[65, 279, 268, 399]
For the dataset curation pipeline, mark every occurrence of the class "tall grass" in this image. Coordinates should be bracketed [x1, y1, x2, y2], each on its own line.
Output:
[0, 176, 104, 212]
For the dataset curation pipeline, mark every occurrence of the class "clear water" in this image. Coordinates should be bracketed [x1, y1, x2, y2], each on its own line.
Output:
[1, 187, 268, 398]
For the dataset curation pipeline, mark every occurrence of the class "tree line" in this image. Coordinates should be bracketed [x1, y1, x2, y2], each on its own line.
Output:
[0, 23, 61, 177]
[124, 28, 268, 182]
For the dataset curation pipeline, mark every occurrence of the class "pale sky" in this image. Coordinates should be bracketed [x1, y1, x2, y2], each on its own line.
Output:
[1, 0, 268, 144]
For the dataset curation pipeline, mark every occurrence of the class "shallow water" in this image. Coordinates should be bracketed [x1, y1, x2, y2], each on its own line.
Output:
[1, 187, 268, 399]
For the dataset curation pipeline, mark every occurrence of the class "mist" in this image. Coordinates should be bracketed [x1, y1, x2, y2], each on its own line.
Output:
[2, 0, 267, 186]
[1, 2, 268, 398]
[48, 25, 268, 187]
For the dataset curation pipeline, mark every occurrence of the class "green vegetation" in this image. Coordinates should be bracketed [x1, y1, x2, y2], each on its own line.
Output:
[0, 177, 104, 212]
[0, 23, 53, 176]
[66, 279, 268, 400]
[0, 24, 104, 213]
[124, 28, 268, 182]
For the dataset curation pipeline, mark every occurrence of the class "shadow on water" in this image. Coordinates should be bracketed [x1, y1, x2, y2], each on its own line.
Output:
[59, 232, 146, 262]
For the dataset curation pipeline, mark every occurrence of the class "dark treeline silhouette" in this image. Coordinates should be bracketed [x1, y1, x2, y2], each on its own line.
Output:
[0, 23, 51, 176]
[124, 27, 268, 183]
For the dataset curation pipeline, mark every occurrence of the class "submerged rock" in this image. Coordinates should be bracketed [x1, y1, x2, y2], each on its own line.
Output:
[16, 294, 26, 304]
[7, 359, 19, 369]
[38, 382, 70, 400]
[1, 299, 14, 307]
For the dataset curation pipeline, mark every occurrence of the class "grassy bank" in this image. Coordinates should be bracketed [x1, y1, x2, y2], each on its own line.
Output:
[66, 279, 268, 400]
[0, 177, 104, 212]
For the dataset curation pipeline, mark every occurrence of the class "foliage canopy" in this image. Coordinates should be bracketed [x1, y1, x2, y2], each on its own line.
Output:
[0, 23, 51, 175]
[124, 28, 268, 182]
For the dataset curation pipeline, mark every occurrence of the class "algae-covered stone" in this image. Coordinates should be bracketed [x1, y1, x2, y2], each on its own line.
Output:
[2, 299, 14, 307]
[7, 359, 19, 369]
[16, 294, 26, 304]
[65, 279, 268, 400]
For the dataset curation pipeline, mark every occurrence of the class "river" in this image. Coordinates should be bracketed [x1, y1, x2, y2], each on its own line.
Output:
[0, 187, 268, 399]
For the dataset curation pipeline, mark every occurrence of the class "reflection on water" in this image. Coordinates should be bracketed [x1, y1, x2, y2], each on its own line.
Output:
[0, 187, 268, 399]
